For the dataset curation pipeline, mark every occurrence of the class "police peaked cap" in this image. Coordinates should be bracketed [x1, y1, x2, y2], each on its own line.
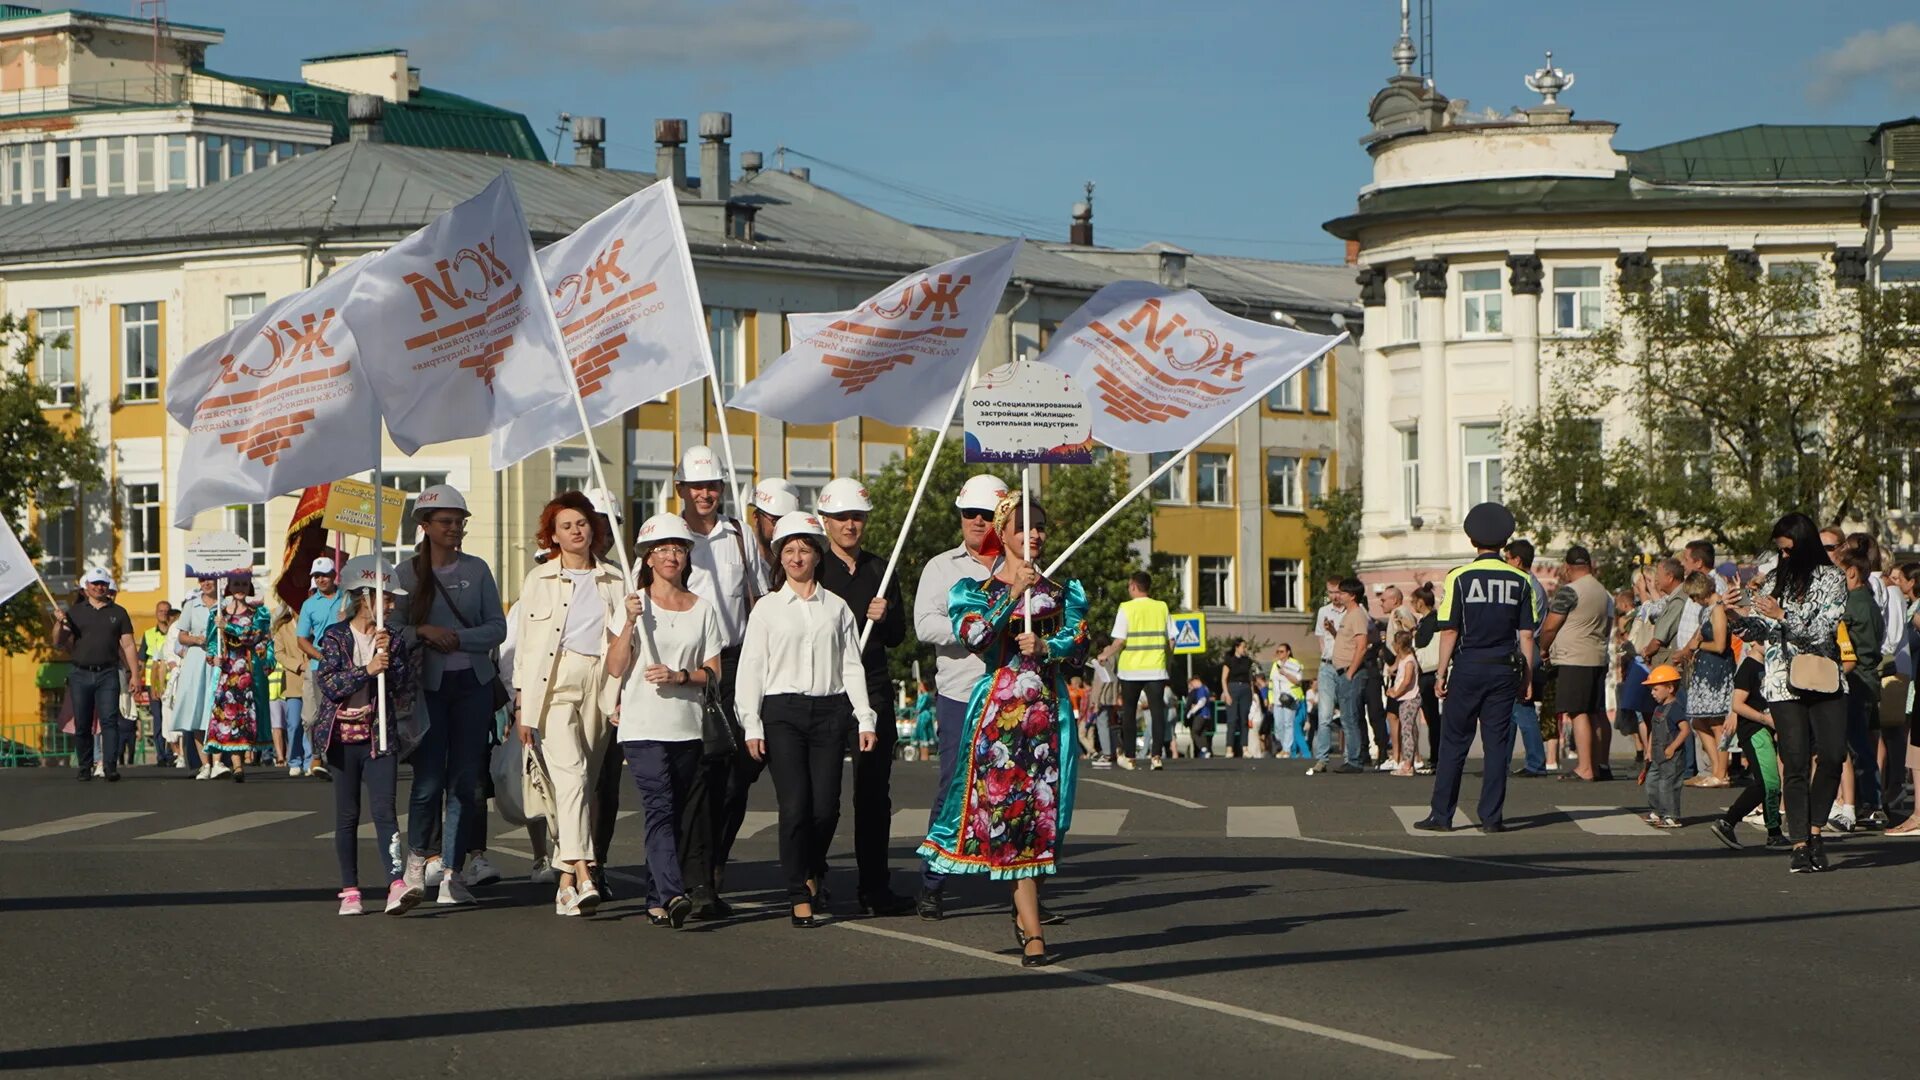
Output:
[1463, 502, 1516, 549]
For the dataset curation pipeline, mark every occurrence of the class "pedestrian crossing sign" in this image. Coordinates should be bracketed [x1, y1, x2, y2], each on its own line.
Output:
[1170, 612, 1206, 655]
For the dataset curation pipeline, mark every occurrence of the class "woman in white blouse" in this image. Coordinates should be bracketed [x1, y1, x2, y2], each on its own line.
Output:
[512, 492, 631, 917]
[737, 512, 878, 927]
[614, 513, 724, 930]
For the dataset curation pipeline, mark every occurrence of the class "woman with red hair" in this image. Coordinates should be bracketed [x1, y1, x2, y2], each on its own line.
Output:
[512, 491, 633, 916]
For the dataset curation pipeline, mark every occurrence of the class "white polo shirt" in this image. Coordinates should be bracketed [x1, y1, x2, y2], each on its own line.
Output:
[686, 514, 768, 650]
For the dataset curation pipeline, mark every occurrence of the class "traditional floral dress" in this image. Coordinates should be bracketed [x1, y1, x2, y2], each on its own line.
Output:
[204, 600, 272, 753]
[919, 574, 1089, 880]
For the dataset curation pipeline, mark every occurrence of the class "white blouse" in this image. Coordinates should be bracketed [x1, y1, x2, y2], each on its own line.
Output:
[614, 593, 724, 743]
[734, 580, 877, 742]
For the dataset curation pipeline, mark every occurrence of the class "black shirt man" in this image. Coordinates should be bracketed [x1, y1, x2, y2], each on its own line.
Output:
[54, 568, 143, 782]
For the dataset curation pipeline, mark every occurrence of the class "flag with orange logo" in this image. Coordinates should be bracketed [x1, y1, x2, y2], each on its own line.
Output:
[1035, 282, 1346, 453]
[727, 239, 1019, 429]
[166, 263, 378, 527]
[345, 172, 575, 458]
[492, 178, 710, 467]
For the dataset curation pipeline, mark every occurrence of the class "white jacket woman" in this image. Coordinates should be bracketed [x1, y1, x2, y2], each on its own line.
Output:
[511, 492, 631, 917]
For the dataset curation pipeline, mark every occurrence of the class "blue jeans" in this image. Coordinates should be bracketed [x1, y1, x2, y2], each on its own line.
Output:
[1316, 668, 1361, 767]
[282, 697, 311, 771]
[1315, 666, 1339, 758]
[1513, 703, 1547, 773]
[68, 667, 123, 774]
[407, 670, 493, 871]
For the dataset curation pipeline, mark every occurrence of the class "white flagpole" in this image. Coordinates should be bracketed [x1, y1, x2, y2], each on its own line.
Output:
[1021, 467, 1032, 637]
[857, 373, 969, 649]
[372, 419, 388, 755]
[663, 195, 748, 519]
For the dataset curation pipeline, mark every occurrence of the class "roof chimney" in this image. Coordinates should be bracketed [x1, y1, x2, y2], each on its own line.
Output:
[1157, 250, 1188, 290]
[788, 166, 810, 182]
[740, 150, 763, 178]
[655, 118, 688, 188]
[699, 111, 731, 202]
[1069, 201, 1093, 246]
[572, 115, 606, 168]
[347, 93, 385, 143]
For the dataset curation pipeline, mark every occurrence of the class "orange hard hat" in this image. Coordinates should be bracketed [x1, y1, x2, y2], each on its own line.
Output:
[1643, 664, 1684, 687]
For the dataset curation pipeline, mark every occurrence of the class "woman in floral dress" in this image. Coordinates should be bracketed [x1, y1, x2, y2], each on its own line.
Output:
[205, 576, 273, 782]
[919, 493, 1087, 967]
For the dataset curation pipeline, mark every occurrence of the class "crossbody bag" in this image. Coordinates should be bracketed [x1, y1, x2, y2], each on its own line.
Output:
[427, 568, 512, 712]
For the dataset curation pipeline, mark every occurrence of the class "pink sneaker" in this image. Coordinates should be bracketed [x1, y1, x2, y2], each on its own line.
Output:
[384, 879, 423, 916]
[337, 888, 363, 916]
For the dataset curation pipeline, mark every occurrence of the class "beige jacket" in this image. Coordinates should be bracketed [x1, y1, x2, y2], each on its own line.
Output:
[511, 557, 627, 731]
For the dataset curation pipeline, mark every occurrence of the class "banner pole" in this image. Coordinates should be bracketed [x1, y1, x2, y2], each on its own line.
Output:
[857, 373, 968, 650]
[1022, 467, 1032, 637]
[372, 408, 388, 755]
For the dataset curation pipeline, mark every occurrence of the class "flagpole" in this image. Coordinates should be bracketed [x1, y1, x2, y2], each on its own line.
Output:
[372, 402, 388, 755]
[857, 373, 968, 650]
[1021, 467, 1032, 637]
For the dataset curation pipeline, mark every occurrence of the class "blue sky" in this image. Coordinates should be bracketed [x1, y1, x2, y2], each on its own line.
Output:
[178, 0, 1920, 266]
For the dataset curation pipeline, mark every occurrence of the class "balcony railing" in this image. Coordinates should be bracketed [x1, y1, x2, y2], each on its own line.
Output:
[0, 75, 277, 118]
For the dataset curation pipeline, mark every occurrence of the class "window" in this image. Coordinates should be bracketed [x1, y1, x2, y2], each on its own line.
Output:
[120, 302, 161, 402]
[1552, 267, 1603, 333]
[226, 293, 265, 330]
[1767, 261, 1819, 332]
[1305, 355, 1329, 413]
[228, 137, 246, 179]
[1400, 426, 1420, 522]
[1195, 452, 1231, 505]
[1462, 423, 1503, 505]
[136, 135, 157, 193]
[1461, 268, 1504, 336]
[78, 139, 97, 195]
[1662, 264, 1711, 320]
[1304, 457, 1327, 506]
[124, 483, 161, 575]
[789, 472, 829, 513]
[39, 499, 77, 579]
[53, 140, 72, 199]
[1885, 261, 1920, 286]
[249, 140, 269, 172]
[228, 504, 268, 573]
[1266, 453, 1300, 510]
[1197, 556, 1233, 611]
[1267, 558, 1302, 613]
[108, 136, 126, 194]
[1266, 372, 1299, 411]
[553, 447, 590, 494]
[630, 469, 672, 527]
[36, 307, 75, 406]
[1158, 554, 1192, 610]
[275, 141, 294, 163]
[1396, 275, 1418, 342]
[382, 471, 450, 562]
[203, 135, 224, 183]
[166, 134, 189, 190]
[23, 142, 41, 201]
[707, 307, 744, 399]
[1149, 451, 1187, 503]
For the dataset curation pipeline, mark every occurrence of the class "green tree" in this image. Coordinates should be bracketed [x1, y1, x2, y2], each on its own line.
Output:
[1306, 484, 1362, 584]
[1503, 257, 1920, 574]
[0, 313, 107, 657]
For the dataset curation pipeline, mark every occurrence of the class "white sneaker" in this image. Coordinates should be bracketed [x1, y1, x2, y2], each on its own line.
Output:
[194, 763, 212, 780]
[555, 886, 580, 916]
[209, 763, 232, 779]
[437, 875, 477, 906]
[288, 765, 302, 777]
[530, 858, 559, 884]
[1115, 756, 1136, 771]
[464, 855, 502, 887]
[173, 757, 187, 769]
[1376, 760, 1396, 772]
[91, 762, 104, 778]
[423, 858, 445, 888]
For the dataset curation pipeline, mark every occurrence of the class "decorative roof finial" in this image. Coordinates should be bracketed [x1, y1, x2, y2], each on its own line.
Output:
[1524, 50, 1574, 106]
[1392, 0, 1417, 75]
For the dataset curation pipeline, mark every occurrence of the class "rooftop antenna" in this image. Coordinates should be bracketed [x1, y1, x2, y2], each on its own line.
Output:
[138, 0, 170, 102]
[548, 111, 572, 162]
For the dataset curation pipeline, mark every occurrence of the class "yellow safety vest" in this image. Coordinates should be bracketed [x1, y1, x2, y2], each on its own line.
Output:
[1116, 597, 1171, 676]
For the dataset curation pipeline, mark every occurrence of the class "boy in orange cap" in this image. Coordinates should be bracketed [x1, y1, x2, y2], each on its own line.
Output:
[1642, 664, 1689, 828]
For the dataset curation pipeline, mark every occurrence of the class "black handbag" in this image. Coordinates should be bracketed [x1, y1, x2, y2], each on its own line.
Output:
[700, 679, 738, 758]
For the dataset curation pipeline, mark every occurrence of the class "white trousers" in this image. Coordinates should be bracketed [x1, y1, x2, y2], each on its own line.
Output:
[533, 649, 611, 865]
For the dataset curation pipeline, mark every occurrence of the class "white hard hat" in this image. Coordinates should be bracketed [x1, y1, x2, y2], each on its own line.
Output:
[955, 473, 1009, 511]
[81, 566, 114, 588]
[678, 445, 725, 484]
[771, 511, 826, 547]
[817, 477, 873, 514]
[412, 484, 469, 521]
[633, 512, 696, 549]
[753, 477, 799, 517]
[340, 554, 406, 596]
[309, 557, 337, 576]
[583, 488, 619, 520]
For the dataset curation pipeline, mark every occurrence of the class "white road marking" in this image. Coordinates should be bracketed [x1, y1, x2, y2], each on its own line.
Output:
[837, 921, 1451, 1061]
[1226, 806, 1301, 839]
[487, 844, 770, 912]
[0, 812, 152, 842]
[1391, 806, 1473, 836]
[1282, 835, 1577, 874]
[143, 810, 313, 841]
[1558, 806, 1662, 836]
[1071, 809, 1129, 836]
[316, 813, 408, 840]
[735, 810, 778, 840]
[1080, 777, 1205, 809]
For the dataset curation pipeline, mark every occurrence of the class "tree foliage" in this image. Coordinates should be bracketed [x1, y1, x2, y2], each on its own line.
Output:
[0, 313, 108, 657]
[1306, 484, 1363, 584]
[1502, 258, 1920, 577]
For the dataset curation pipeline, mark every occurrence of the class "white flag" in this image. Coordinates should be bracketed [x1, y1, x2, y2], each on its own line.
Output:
[1036, 282, 1346, 453]
[493, 179, 711, 467]
[0, 520, 38, 606]
[345, 173, 574, 456]
[727, 239, 1019, 429]
[166, 263, 379, 526]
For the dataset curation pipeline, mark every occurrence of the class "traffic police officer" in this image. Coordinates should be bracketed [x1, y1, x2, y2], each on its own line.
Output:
[1416, 502, 1539, 834]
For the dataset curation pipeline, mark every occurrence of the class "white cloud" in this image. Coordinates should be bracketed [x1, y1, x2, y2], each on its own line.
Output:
[1807, 22, 1920, 105]
[402, 0, 871, 76]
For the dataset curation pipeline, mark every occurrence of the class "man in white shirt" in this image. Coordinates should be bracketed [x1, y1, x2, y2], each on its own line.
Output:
[1312, 576, 1342, 755]
[911, 472, 1006, 920]
[675, 444, 770, 920]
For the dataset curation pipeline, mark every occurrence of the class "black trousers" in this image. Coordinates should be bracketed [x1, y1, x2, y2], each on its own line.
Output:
[1360, 665, 1389, 760]
[851, 694, 898, 896]
[622, 739, 702, 908]
[1117, 678, 1168, 759]
[713, 647, 764, 885]
[1770, 691, 1848, 842]
[763, 693, 854, 902]
[1419, 672, 1441, 761]
[593, 729, 623, 865]
[332, 741, 400, 889]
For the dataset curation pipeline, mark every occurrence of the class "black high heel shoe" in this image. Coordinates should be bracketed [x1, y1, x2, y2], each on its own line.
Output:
[1012, 916, 1054, 967]
[791, 901, 818, 928]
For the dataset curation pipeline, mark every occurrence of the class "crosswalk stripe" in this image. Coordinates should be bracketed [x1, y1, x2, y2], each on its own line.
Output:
[1072, 809, 1129, 836]
[1391, 806, 1473, 835]
[736, 810, 779, 840]
[316, 813, 409, 840]
[144, 810, 314, 841]
[0, 812, 153, 842]
[1226, 806, 1301, 839]
[1558, 805, 1660, 836]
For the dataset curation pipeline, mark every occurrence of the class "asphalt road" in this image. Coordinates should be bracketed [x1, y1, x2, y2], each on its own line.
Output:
[2, 753, 1916, 1080]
